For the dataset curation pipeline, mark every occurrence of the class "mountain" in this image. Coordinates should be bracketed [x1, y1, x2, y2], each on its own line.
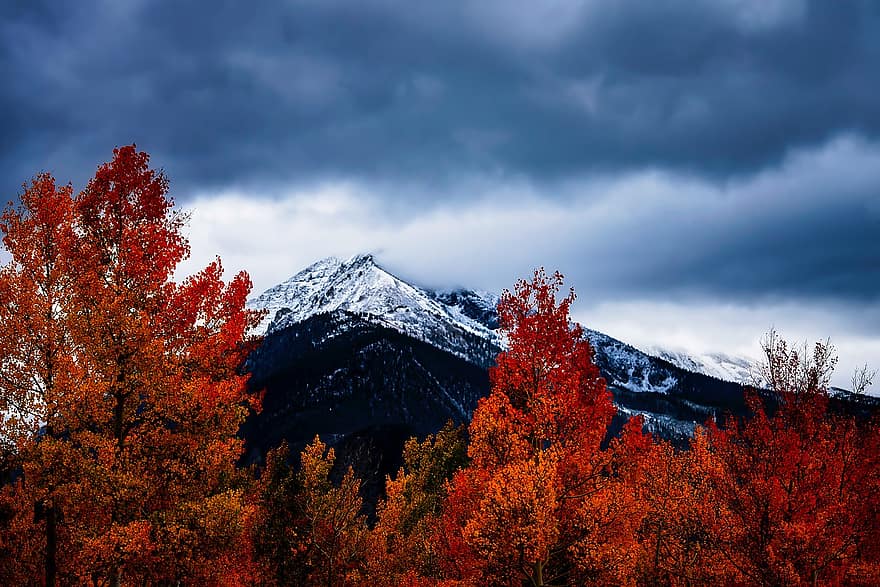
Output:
[242, 310, 490, 462]
[247, 254, 501, 368]
[242, 254, 502, 494]
[243, 254, 752, 454]
[240, 253, 880, 513]
[643, 346, 755, 385]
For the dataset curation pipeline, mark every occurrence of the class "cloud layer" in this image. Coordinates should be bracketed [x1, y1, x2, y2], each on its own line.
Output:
[181, 135, 880, 307]
[3, 1, 880, 194]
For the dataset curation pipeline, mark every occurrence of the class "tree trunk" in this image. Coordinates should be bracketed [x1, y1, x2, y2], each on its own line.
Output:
[45, 503, 57, 587]
[533, 560, 544, 587]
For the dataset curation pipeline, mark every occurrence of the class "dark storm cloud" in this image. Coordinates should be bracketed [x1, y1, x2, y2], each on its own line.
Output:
[600, 172, 880, 305]
[533, 136, 880, 306]
[1, 0, 878, 309]
[2, 0, 880, 196]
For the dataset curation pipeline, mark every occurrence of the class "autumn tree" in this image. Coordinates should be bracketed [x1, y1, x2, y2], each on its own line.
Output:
[634, 431, 733, 586]
[250, 441, 311, 586]
[437, 269, 650, 586]
[365, 421, 467, 585]
[0, 146, 261, 584]
[252, 435, 370, 587]
[702, 331, 880, 585]
[0, 173, 85, 584]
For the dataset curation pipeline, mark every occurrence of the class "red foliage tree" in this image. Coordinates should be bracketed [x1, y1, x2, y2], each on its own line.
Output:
[0, 146, 261, 584]
[701, 333, 880, 585]
[437, 269, 650, 586]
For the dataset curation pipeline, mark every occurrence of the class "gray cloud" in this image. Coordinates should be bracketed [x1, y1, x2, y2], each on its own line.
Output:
[2, 0, 879, 353]
[178, 135, 880, 310]
[2, 0, 879, 197]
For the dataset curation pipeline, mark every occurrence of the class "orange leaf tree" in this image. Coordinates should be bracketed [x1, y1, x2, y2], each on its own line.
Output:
[365, 422, 467, 586]
[0, 146, 261, 585]
[438, 269, 650, 586]
[703, 332, 880, 585]
[0, 173, 82, 584]
[634, 430, 732, 586]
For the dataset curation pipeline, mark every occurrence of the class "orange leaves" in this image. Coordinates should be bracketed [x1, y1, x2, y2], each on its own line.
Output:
[0, 146, 259, 584]
[362, 423, 468, 585]
[299, 437, 368, 586]
[4, 152, 880, 586]
[465, 456, 561, 570]
[77, 145, 187, 289]
[438, 269, 649, 586]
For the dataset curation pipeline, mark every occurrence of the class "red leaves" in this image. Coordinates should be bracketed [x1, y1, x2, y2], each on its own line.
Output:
[632, 335, 880, 586]
[438, 269, 649, 586]
[0, 146, 259, 584]
[701, 389, 880, 584]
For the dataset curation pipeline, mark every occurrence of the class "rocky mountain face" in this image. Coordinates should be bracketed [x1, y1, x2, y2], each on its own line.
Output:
[242, 254, 874, 461]
[242, 310, 490, 464]
[247, 254, 501, 367]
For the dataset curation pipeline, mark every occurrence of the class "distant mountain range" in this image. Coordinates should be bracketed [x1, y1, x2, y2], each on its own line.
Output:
[246, 253, 755, 382]
[642, 346, 755, 386]
[241, 254, 876, 471]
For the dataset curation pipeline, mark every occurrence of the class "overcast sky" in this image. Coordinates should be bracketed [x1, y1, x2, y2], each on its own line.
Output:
[2, 0, 878, 387]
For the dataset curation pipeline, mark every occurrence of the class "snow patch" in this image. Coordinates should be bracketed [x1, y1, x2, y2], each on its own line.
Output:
[643, 346, 755, 385]
[247, 254, 502, 364]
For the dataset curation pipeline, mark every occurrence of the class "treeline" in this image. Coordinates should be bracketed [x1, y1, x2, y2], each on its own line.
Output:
[0, 148, 878, 585]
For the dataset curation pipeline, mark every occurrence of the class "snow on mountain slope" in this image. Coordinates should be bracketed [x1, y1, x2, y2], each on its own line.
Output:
[431, 289, 501, 330]
[247, 254, 502, 365]
[643, 346, 755, 385]
[584, 329, 679, 394]
[247, 253, 748, 399]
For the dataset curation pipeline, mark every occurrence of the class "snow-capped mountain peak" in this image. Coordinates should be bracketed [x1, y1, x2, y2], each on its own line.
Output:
[246, 253, 783, 442]
[642, 345, 756, 385]
[247, 254, 502, 365]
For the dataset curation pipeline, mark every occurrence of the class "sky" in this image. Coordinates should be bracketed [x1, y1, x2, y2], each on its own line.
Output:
[1, 0, 878, 387]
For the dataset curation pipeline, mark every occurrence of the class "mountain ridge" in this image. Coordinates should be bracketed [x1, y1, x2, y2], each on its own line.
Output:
[247, 253, 501, 367]
[248, 253, 756, 388]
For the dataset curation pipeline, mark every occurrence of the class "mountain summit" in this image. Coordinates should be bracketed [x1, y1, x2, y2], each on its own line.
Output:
[242, 254, 876, 464]
[247, 253, 501, 366]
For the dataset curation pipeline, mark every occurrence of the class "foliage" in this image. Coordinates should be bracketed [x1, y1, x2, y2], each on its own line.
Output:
[365, 421, 467, 585]
[700, 335, 880, 585]
[435, 269, 651, 586]
[0, 147, 261, 585]
[252, 436, 368, 587]
[635, 332, 880, 586]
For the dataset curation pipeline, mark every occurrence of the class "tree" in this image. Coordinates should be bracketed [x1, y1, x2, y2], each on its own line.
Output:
[0, 173, 85, 584]
[299, 436, 368, 587]
[438, 269, 650, 586]
[634, 431, 732, 586]
[365, 422, 467, 585]
[702, 332, 880, 585]
[0, 146, 261, 584]
[251, 436, 371, 587]
[250, 441, 311, 586]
